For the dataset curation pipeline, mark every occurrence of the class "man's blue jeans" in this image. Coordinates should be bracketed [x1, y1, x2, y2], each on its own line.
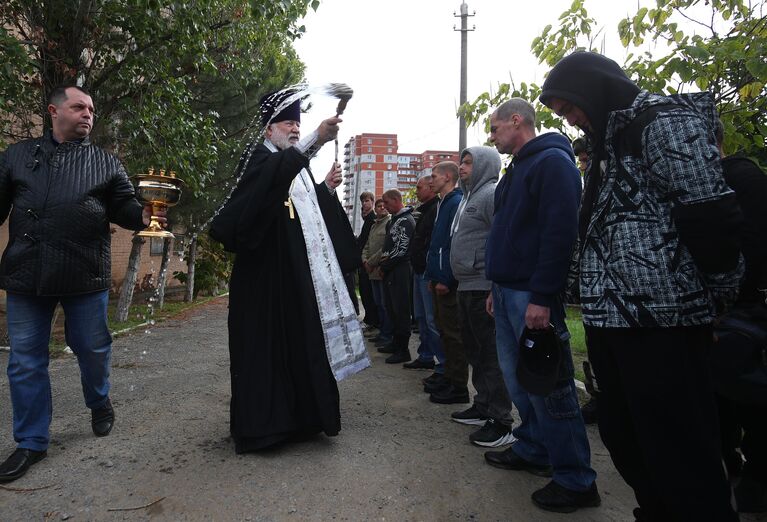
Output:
[412, 273, 445, 372]
[6, 290, 112, 451]
[492, 285, 596, 492]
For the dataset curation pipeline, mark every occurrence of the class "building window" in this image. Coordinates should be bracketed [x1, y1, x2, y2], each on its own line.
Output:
[367, 139, 372, 144]
[387, 139, 392, 145]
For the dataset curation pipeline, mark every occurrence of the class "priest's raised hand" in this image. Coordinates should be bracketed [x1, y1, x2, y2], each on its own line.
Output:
[325, 161, 343, 190]
[317, 116, 342, 143]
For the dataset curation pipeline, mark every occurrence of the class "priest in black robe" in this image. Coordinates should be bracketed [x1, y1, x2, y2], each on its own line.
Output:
[209, 91, 369, 453]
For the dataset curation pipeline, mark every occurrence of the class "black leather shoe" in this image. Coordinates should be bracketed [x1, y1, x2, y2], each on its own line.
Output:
[403, 359, 434, 370]
[531, 480, 601, 513]
[429, 384, 470, 404]
[0, 448, 47, 483]
[484, 446, 552, 477]
[385, 352, 411, 364]
[374, 337, 393, 348]
[377, 344, 396, 354]
[92, 399, 115, 437]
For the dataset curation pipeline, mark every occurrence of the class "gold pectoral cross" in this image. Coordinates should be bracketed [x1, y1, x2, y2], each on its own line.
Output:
[284, 197, 295, 219]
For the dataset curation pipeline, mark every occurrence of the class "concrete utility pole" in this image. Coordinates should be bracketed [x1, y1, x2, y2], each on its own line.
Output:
[454, 2, 475, 153]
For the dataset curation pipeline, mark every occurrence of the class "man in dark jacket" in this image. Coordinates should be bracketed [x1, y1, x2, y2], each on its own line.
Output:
[405, 176, 445, 374]
[483, 98, 598, 514]
[356, 191, 379, 331]
[424, 161, 466, 404]
[378, 189, 415, 364]
[0, 85, 156, 483]
[540, 52, 741, 521]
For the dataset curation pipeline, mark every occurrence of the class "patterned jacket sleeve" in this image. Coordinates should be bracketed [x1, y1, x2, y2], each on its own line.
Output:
[645, 110, 744, 311]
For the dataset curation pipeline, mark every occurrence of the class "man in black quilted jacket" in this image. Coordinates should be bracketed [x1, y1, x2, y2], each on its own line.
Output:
[0, 85, 156, 483]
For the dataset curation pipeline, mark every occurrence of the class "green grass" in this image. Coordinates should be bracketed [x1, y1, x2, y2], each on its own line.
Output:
[564, 305, 587, 382]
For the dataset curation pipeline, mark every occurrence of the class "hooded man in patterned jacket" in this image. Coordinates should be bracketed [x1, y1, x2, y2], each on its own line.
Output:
[540, 52, 743, 522]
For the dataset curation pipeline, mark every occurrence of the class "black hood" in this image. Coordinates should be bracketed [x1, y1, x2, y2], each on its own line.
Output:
[539, 52, 640, 144]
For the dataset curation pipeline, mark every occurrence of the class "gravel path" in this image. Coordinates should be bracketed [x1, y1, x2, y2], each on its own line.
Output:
[0, 296, 659, 520]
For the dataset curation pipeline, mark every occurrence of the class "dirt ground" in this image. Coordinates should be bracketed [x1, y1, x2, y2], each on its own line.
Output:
[0, 297, 755, 521]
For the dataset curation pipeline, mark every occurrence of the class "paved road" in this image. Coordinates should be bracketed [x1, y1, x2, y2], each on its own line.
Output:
[0, 297, 678, 520]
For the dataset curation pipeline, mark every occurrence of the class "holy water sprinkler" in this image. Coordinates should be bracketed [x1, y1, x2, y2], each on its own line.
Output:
[326, 83, 353, 163]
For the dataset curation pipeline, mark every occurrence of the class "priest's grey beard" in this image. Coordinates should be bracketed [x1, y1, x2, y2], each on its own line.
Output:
[268, 125, 298, 150]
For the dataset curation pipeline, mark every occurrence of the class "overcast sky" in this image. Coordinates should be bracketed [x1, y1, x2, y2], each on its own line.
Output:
[292, 0, 639, 176]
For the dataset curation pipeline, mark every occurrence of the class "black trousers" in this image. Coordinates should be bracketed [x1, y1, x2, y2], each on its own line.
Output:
[433, 287, 467, 388]
[586, 325, 737, 521]
[458, 290, 513, 424]
[383, 262, 411, 354]
[358, 267, 379, 327]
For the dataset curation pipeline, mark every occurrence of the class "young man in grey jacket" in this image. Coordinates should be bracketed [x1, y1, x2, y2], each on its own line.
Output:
[450, 147, 515, 448]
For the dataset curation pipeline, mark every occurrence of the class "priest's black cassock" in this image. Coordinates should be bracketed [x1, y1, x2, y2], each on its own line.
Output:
[209, 140, 361, 453]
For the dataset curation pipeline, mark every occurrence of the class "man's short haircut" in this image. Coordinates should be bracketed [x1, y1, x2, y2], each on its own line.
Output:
[433, 161, 459, 183]
[495, 98, 536, 128]
[360, 191, 374, 202]
[382, 189, 402, 202]
[572, 137, 588, 156]
[48, 85, 90, 107]
[375, 198, 385, 206]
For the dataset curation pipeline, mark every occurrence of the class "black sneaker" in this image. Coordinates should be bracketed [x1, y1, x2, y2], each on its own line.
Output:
[531, 480, 601, 513]
[451, 404, 488, 426]
[469, 419, 515, 447]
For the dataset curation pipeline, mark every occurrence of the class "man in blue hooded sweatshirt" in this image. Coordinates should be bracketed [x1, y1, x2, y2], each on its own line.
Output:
[483, 98, 599, 514]
[424, 161, 466, 404]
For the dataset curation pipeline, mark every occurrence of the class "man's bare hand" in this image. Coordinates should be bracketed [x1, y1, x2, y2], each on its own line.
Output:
[317, 116, 342, 144]
[525, 303, 550, 330]
[142, 205, 167, 228]
[325, 162, 342, 190]
[434, 282, 449, 296]
[486, 292, 494, 317]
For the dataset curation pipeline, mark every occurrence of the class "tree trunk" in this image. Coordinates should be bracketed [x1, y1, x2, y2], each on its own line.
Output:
[184, 234, 197, 303]
[156, 237, 172, 309]
[115, 234, 145, 322]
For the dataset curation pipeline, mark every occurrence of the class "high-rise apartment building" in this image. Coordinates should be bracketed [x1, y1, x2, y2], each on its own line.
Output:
[342, 133, 458, 234]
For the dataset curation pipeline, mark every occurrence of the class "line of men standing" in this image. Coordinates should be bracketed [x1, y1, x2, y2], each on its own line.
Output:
[357, 111, 598, 513]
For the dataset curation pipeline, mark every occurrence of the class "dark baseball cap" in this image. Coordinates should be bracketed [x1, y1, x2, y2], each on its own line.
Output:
[516, 325, 562, 396]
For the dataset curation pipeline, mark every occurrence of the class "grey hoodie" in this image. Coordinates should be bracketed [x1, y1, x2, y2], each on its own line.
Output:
[449, 146, 501, 291]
